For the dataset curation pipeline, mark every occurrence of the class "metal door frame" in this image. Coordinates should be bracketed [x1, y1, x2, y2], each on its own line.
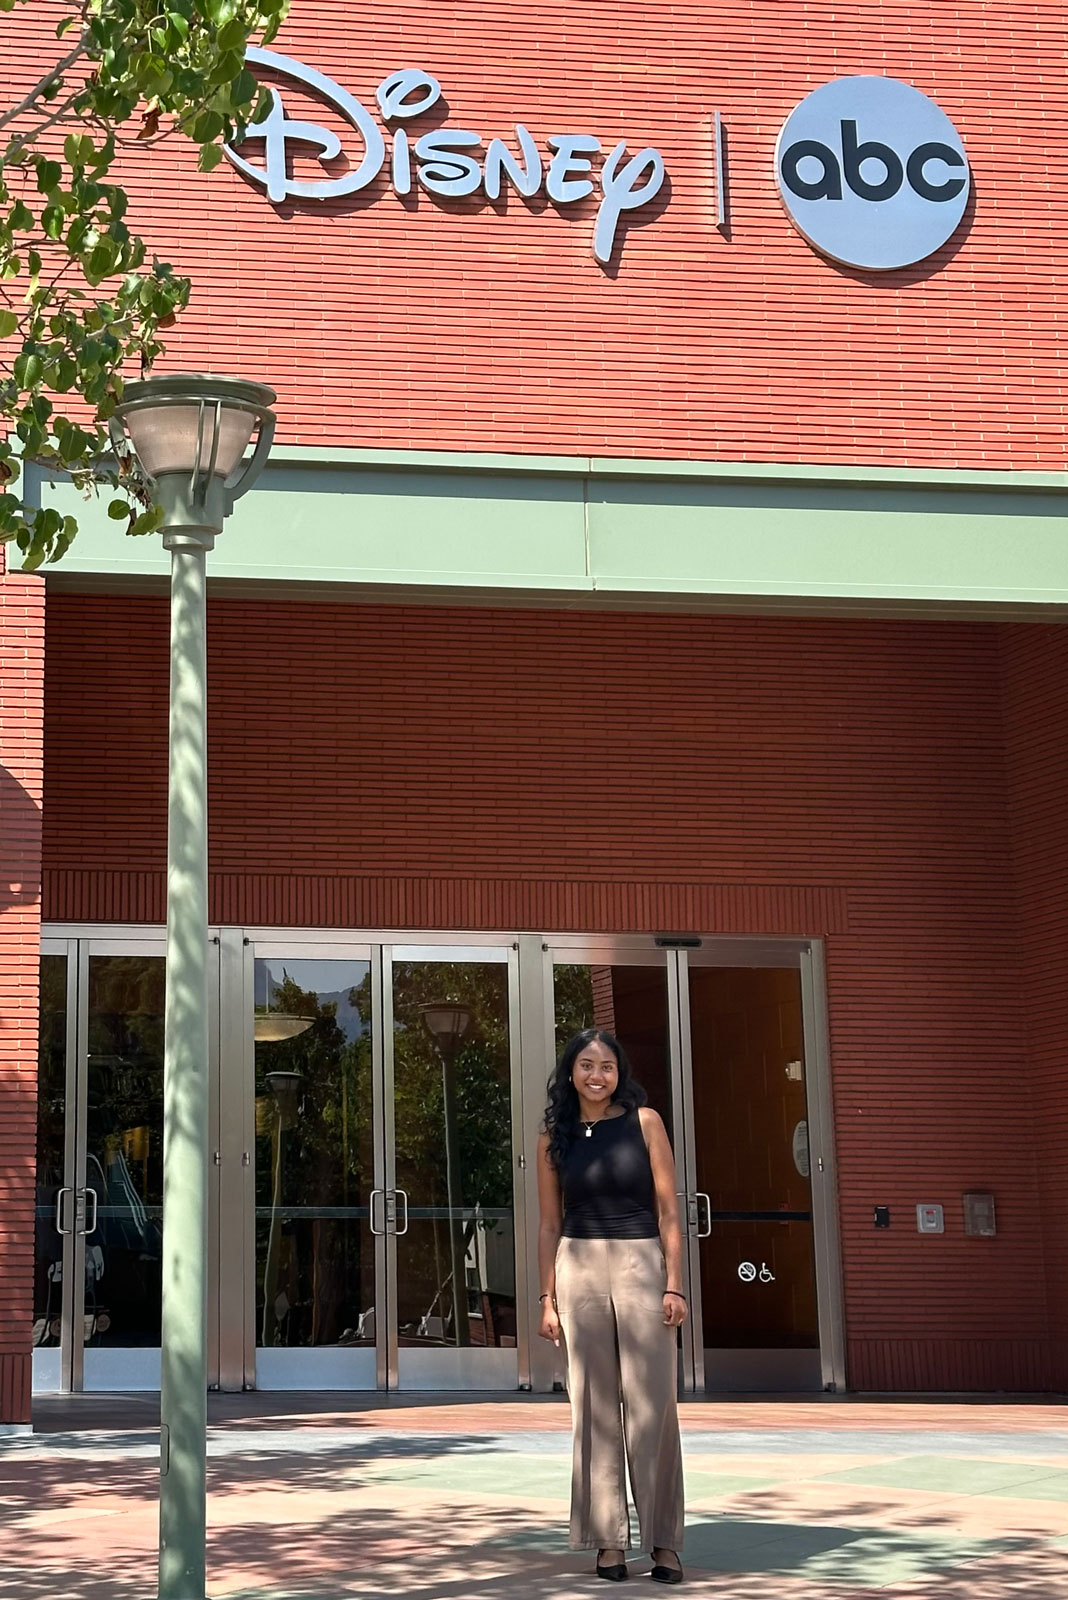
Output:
[383, 941, 523, 1392]
[238, 930, 525, 1392]
[39, 923, 845, 1397]
[36, 938, 82, 1393]
[534, 938, 697, 1390]
[680, 938, 846, 1395]
[37, 925, 219, 1393]
[533, 933, 846, 1396]
[239, 935, 377, 1391]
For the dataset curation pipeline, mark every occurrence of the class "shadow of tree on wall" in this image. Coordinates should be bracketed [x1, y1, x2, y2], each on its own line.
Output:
[0, 762, 41, 915]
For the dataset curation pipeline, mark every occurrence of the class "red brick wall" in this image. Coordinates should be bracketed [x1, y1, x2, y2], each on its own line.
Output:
[0, 547, 45, 1425]
[41, 595, 1058, 1390]
[1001, 627, 1068, 1392]
[7, 1, 1068, 468]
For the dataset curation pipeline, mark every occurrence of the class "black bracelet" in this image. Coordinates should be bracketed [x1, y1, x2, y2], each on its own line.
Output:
[664, 1290, 687, 1301]
[539, 1293, 553, 1302]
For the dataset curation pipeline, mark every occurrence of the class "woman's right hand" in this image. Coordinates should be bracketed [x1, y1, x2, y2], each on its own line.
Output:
[539, 1301, 561, 1346]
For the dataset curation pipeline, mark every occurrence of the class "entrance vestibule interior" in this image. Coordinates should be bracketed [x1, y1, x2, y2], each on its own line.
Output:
[33, 929, 844, 1397]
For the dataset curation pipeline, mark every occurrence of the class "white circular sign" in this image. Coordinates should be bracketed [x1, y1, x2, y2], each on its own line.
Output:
[737, 1261, 757, 1283]
[775, 76, 970, 271]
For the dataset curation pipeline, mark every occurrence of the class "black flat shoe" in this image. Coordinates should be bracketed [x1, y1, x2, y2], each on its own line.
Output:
[650, 1555, 683, 1584]
[596, 1553, 629, 1581]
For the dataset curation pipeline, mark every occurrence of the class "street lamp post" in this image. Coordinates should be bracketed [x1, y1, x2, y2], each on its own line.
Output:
[110, 374, 276, 1600]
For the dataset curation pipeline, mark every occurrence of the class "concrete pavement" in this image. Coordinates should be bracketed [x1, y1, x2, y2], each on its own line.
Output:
[2, 1395, 1067, 1598]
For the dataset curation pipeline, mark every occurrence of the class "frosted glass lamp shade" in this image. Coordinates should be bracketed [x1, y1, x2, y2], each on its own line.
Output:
[124, 403, 255, 480]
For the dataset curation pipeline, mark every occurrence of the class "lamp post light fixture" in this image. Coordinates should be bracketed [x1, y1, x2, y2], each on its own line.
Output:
[110, 374, 276, 1600]
[420, 1002, 473, 1346]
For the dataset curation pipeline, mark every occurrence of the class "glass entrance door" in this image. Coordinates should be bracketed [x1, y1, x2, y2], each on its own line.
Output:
[679, 956, 822, 1391]
[385, 948, 520, 1390]
[33, 935, 209, 1392]
[248, 950, 377, 1389]
[547, 944, 699, 1387]
[546, 939, 840, 1395]
[242, 939, 522, 1391]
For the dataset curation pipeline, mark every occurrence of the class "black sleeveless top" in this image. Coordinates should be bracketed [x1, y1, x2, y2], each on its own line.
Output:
[560, 1105, 660, 1239]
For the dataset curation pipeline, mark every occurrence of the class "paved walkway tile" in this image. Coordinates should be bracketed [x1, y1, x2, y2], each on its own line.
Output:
[3, 1397, 1067, 1599]
[821, 1456, 1068, 1497]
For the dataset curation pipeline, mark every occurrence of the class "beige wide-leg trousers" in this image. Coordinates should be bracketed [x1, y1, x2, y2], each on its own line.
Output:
[555, 1235, 685, 1552]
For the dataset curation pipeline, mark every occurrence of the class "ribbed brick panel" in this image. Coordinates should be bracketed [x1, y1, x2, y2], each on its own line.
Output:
[848, 1338, 1053, 1395]
[41, 596, 1058, 1390]
[0, 549, 45, 1425]
[44, 870, 849, 937]
[7, 3, 1068, 468]
[1000, 627, 1068, 1392]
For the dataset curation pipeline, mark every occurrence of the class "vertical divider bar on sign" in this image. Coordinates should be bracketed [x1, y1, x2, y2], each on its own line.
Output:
[668, 951, 705, 1394]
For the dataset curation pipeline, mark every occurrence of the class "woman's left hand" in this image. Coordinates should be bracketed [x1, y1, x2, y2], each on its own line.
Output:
[662, 1292, 688, 1327]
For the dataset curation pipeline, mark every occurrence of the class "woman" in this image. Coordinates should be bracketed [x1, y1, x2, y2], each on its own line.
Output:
[537, 1027, 686, 1584]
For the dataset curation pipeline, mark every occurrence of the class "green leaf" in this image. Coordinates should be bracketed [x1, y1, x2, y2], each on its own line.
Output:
[197, 142, 224, 173]
[13, 352, 43, 387]
[35, 159, 62, 194]
[64, 134, 95, 169]
[0, 309, 17, 338]
[41, 205, 64, 240]
[129, 506, 164, 537]
[107, 498, 130, 520]
[9, 200, 34, 231]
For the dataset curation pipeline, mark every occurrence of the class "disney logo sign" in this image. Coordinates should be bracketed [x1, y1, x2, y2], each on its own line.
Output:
[223, 50, 667, 266]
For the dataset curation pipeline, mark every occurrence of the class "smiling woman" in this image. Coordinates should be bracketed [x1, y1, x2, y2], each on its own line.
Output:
[538, 1029, 686, 1584]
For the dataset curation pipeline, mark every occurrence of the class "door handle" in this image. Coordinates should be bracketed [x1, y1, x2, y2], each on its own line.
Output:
[55, 1186, 74, 1237]
[369, 1188, 385, 1236]
[394, 1188, 409, 1236]
[695, 1192, 712, 1238]
[83, 1187, 99, 1238]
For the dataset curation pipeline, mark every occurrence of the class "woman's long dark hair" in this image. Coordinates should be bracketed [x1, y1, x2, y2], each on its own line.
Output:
[544, 1028, 647, 1174]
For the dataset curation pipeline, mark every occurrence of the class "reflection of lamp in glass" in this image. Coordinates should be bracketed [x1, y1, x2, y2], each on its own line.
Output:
[260, 1069, 304, 1347]
[421, 1002, 473, 1346]
[254, 1011, 315, 1043]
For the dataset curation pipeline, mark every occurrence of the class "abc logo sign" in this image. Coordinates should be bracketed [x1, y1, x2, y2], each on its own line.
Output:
[776, 76, 970, 271]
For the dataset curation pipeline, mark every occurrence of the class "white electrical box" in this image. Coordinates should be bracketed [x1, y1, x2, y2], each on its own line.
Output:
[916, 1203, 945, 1234]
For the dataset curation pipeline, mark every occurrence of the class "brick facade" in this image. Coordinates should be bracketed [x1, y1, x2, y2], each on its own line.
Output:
[7, 1, 1068, 469]
[39, 594, 1066, 1394]
[0, 547, 46, 1425]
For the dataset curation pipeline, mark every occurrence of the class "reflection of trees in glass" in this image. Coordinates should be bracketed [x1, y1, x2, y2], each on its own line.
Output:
[354, 961, 514, 1346]
[86, 957, 165, 1177]
[376, 962, 512, 1212]
[82, 957, 166, 1344]
[34, 956, 68, 1335]
[255, 966, 372, 1348]
[553, 964, 599, 1056]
